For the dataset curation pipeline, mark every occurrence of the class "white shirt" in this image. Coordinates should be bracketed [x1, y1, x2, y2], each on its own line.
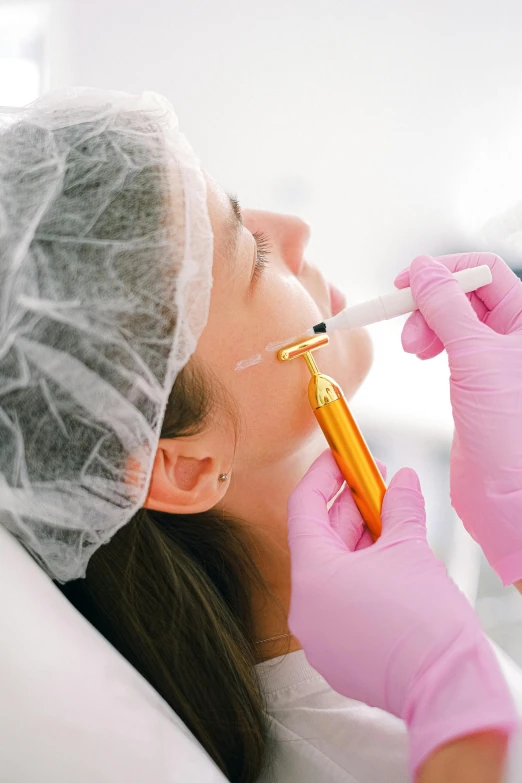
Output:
[255, 645, 522, 782]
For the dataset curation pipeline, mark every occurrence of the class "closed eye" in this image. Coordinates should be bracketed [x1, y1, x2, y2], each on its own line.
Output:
[252, 231, 272, 283]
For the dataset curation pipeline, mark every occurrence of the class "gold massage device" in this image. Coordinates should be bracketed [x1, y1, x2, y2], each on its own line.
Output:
[278, 334, 385, 540]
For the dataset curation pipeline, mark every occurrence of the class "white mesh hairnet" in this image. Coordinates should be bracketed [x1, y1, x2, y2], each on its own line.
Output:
[0, 87, 213, 583]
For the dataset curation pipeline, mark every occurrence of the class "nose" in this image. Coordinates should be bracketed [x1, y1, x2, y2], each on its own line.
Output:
[281, 216, 311, 277]
[242, 209, 311, 277]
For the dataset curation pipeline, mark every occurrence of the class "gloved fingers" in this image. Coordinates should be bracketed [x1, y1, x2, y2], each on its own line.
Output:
[405, 256, 485, 349]
[329, 456, 386, 521]
[355, 527, 374, 551]
[396, 255, 484, 350]
[329, 485, 366, 551]
[415, 337, 444, 360]
[330, 458, 386, 549]
[401, 292, 488, 357]
[467, 290, 490, 322]
[288, 449, 348, 553]
[401, 310, 444, 358]
[329, 459, 388, 552]
[395, 252, 510, 302]
[483, 275, 522, 334]
[288, 449, 344, 519]
[462, 252, 522, 330]
[380, 467, 427, 542]
[395, 252, 522, 335]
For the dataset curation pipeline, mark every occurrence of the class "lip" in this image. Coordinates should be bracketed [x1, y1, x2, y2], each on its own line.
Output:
[328, 282, 347, 317]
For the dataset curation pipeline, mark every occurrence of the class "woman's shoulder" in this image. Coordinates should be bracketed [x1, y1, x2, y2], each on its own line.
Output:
[255, 650, 409, 783]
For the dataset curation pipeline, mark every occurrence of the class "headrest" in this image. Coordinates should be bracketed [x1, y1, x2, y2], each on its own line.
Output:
[0, 524, 225, 782]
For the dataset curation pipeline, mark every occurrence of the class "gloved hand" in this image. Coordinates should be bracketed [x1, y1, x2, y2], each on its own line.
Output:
[287, 450, 518, 779]
[394, 253, 522, 586]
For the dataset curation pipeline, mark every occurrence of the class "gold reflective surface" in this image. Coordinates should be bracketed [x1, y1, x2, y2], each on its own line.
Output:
[278, 334, 384, 540]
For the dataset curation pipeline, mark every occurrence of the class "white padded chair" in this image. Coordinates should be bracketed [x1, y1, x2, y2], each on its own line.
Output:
[0, 524, 226, 783]
[3, 517, 522, 783]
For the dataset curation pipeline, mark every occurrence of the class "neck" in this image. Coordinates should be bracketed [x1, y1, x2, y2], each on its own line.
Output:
[218, 432, 325, 662]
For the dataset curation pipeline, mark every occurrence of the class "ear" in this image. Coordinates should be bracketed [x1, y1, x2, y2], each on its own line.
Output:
[141, 436, 231, 514]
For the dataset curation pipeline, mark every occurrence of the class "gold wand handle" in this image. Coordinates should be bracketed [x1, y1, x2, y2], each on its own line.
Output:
[315, 398, 384, 541]
[278, 333, 384, 541]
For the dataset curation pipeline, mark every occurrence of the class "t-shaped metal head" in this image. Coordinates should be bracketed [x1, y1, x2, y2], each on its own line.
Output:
[277, 333, 329, 376]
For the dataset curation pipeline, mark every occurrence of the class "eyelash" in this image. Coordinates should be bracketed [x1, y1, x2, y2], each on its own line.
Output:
[252, 230, 272, 282]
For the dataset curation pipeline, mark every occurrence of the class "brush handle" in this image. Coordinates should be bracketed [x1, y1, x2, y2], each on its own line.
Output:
[323, 264, 493, 332]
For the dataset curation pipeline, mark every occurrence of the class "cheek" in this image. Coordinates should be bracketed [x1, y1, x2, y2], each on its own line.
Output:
[198, 270, 373, 466]
[234, 279, 323, 451]
[213, 276, 321, 379]
[229, 296, 373, 464]
[260, 274, 323, 342]
[323, 328, 374, 400]
[231, 354, 319, 464]
[236, 330, 374, 466]
[200, 274, 319, 373]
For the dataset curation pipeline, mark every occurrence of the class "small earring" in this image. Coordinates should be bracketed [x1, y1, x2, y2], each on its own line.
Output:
[218, 473, 229, 482]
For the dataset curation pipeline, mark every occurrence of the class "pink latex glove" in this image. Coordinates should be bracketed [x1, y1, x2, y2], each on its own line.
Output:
[287, 450, 518, 779]
[394, 253, 522, 586]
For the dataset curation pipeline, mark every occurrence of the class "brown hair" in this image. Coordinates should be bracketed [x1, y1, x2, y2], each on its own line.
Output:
[38, 105, 283, 782]
[58, 360, 277, 782]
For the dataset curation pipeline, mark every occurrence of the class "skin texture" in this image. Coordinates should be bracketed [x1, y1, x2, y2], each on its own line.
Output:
[144, 172, 373, 656]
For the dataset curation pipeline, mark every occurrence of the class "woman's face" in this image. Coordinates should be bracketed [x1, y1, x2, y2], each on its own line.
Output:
[195, 173, 373, 470]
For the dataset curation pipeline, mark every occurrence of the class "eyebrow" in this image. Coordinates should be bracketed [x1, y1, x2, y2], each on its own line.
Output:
[228, 193, 243, 228]
[222, 193, 243, 267]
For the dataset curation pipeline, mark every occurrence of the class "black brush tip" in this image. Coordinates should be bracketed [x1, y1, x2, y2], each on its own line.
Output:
[313, 322, 327, 334]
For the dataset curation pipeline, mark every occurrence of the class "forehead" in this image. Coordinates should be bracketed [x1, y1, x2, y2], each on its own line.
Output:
[204, 172, 241, 272]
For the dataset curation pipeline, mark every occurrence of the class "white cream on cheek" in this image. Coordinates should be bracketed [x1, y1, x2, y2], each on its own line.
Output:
[234, 333, 299, 372]
[264, 335, 298, 353]
[234, 354, 263, 371]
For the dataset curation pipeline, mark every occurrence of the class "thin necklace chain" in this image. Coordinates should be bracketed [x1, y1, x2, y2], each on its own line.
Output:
[254, 632, 292, 645]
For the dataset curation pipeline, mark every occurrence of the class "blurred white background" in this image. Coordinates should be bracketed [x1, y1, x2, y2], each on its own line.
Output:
[3, 0, 522, 661]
